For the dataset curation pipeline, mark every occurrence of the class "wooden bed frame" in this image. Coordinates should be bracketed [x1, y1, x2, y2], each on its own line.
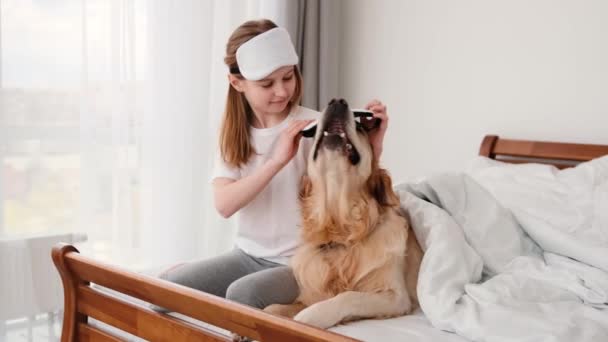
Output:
[52, 135, 608, 342]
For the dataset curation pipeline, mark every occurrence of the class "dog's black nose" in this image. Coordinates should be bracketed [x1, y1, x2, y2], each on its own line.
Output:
[328, 98, 348, 107]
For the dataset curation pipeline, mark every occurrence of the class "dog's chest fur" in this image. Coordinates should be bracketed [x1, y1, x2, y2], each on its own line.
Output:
[293, 211, 409, 306]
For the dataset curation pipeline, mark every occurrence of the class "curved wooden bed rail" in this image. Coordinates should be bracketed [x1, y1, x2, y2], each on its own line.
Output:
[52, 243, 360, 342]
[479, 135, 608, 168]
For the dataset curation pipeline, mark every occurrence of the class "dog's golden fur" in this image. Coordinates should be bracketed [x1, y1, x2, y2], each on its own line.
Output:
[265, 100, 423, 329]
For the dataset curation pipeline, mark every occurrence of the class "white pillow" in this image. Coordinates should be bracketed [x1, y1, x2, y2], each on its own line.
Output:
[466, 155, 608, 272]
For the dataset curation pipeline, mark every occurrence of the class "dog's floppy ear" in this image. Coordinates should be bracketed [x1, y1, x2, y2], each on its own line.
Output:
[299, 174, 312, 200]
[367, 168, 400, 207]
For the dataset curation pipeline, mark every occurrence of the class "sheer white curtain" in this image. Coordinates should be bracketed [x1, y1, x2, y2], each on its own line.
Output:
[0, 0, 285, 325]
[139, 0, 283, 269]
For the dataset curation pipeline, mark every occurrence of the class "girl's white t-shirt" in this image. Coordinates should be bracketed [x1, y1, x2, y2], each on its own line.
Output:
[211, 106, 320, 265]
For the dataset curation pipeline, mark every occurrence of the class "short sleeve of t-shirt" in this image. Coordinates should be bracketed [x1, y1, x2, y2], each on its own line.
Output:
[210, 149, 241, 182]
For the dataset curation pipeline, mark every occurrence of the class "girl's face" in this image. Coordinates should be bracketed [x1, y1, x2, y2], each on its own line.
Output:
[230, 66, 296, 117]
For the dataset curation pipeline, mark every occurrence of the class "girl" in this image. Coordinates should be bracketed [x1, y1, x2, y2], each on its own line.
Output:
[159, 19, 389, 310]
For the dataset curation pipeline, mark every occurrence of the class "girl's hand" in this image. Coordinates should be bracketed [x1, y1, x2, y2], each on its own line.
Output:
[365, 99, 388, 160]
[270, 120, 314, 168]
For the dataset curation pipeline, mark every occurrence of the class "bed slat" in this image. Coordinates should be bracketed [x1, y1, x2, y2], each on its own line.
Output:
[78, 323, 123, 342]
[77, 284, 228, 341]
[66, 255, 261, 340]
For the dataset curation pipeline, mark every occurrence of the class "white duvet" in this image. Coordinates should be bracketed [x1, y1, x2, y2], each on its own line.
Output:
[393, 156, 608, 342]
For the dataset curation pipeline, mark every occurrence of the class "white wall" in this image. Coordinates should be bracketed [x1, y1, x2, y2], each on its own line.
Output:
[338, 0, 608, 182]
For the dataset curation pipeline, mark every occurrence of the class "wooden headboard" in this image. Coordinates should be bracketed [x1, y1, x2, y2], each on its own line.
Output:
[479, 135, 608, 169]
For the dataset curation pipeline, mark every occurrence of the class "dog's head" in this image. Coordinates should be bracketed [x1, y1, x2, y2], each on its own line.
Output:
[308, 98, 372, 186]
[300, 99, 400, 245]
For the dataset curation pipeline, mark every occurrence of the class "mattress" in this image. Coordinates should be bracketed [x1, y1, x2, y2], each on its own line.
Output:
[329, 308, 469, 342]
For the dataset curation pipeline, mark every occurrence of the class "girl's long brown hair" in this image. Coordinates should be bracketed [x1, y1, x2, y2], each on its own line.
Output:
[220, 19, 303, 168]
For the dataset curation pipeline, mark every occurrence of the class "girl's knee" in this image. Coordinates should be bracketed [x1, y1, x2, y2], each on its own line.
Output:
[226, 278, 264, 309]
[158, 262, 186, 281]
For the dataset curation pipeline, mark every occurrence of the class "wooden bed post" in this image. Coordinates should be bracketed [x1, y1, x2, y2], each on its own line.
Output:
[479, 135, 499, 158]
[51, 243, 88, 342]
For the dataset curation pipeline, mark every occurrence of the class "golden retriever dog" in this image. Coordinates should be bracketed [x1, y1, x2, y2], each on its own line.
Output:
[264, 98, 423, 329]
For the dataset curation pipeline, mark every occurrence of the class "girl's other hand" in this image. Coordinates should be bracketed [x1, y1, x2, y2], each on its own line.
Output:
[364, 99, 388, 160]
[270, 120, 314, 168]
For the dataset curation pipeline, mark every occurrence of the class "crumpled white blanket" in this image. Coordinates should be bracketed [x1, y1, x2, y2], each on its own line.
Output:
[394, 155, 608, 341]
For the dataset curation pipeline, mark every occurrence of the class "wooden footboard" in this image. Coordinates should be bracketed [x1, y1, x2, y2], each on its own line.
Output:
[52, 243, 360, 342]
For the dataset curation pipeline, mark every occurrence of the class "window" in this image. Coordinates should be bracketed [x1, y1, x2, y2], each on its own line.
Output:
[0, 0, 147, 265]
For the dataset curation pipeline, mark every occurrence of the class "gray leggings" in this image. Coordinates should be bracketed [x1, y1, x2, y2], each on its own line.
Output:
[158, 248, 299, 310]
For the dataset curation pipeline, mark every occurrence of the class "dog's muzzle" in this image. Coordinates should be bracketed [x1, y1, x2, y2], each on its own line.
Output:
[314, 99, 361, 165]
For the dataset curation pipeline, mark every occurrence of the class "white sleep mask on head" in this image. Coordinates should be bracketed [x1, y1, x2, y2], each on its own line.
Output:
[231, 27, 299, 81]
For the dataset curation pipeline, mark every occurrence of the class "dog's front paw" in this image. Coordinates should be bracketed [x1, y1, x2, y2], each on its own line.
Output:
[293, 303, 340, 329]
[263, 304, 285, 315]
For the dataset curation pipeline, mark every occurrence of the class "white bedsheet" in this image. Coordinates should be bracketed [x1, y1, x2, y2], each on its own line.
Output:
[330, 308, 469, 342]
